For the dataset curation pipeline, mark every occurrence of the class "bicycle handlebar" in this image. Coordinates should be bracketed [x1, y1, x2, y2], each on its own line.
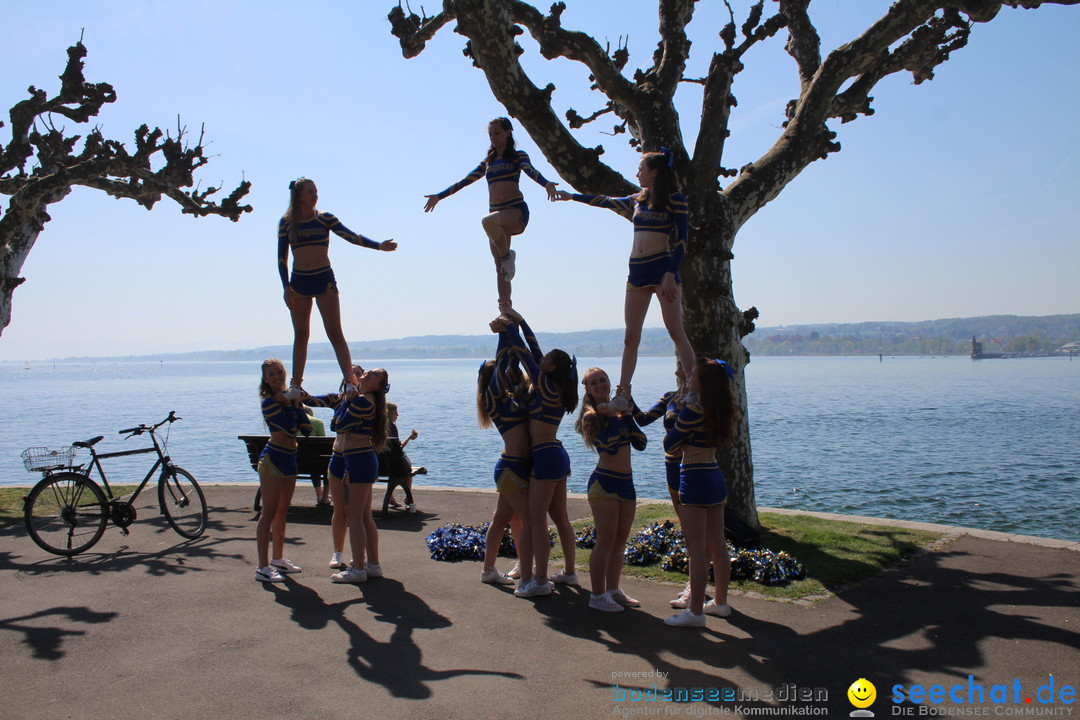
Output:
[118, 411, 181, 436]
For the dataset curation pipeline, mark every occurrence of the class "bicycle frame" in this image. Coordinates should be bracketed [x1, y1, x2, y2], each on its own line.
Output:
[82, 435, 172, 504]
[71, 413, 180, 505]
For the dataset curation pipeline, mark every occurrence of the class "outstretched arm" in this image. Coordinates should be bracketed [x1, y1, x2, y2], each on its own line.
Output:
[424, 160, 486, 211]
[321, 212, 384, 250]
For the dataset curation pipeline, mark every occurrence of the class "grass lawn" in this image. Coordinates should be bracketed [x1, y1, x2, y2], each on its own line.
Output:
[1, 485, 138, 530]
[552, 502, 946, 602]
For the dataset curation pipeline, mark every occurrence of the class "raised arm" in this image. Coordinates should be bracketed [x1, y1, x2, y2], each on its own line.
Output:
[634, 391, 677, 426]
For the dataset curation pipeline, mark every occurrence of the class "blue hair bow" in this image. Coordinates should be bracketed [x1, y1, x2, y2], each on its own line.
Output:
[660, 147, 674, 168]
[711, 358, 736, 379]
[568, 355, 579, 388]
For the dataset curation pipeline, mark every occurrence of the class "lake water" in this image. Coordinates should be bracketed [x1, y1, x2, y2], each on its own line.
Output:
[2, 355, 1077, 541]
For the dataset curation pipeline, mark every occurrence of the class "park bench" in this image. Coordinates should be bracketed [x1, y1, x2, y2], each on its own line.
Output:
[237, 435, 425, 518]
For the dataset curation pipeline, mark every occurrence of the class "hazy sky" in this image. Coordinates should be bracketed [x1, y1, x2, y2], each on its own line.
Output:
[1, 1, 1077, 361]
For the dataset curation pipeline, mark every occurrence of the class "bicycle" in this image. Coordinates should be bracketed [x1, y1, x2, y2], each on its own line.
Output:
[21, 411, 208, 556]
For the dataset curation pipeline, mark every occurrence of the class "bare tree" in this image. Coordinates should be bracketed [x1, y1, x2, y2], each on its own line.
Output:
[0, 40, 252, 337]
[389, 0, 1076, 526]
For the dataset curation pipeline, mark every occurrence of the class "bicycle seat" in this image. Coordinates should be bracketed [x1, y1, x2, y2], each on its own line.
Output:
[73, 436, 104, 448]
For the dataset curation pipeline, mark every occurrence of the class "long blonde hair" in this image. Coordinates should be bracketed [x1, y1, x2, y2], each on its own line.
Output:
[573, 367, 608, 450]
[283, 177, 316, 243]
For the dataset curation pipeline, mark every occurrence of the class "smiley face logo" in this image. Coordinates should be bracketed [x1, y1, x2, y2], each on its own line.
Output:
[847, 678, 877, 709]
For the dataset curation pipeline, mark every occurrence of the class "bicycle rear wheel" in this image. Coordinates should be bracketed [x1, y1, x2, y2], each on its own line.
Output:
[158, 466, 207, 539]
[24, 472, 109, 556]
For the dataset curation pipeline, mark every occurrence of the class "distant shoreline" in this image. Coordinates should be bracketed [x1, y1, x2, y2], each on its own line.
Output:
[4, 313, 1077, 364]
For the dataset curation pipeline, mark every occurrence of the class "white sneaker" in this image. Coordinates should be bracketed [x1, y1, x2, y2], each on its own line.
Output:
[588, 593, 625, 613]
[284, 383, 303, 401]
[406, 503, 417, 514]
[331, 566, 368, 584]
[607, 589, 640, 607]
[703, 600, 732, 617]
[329, 551, 345, 569]
[514, 578, 553, 598]
[481, 569, 514, 585]
[550, 571, 579, 586]
[501, 249, 517, 281]
[363, 562, 383, 578]
[270, 558, 301, 574]
[664, 609, 706, 627]
[609, 395, 630, 413]
[255, 566, 285, 583]
[507, 563, 522, 579]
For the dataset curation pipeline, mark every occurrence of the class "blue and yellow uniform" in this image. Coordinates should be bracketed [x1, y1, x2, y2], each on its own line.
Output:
[586, 414, 647, 502]
[306, 392, 380, 484]
[483, 326, 535, 493]
[634, 391, 681, 492]
[257, 400, 314, 477]
[277, 211, 382, 296]
[663, 402, 726, 507]
[502, 321, 573, 482]
[435, 151, 552, 229]
[568, 193, 689, 291]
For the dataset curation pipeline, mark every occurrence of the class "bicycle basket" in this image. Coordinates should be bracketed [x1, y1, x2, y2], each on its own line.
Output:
[21, 446, 76, 472]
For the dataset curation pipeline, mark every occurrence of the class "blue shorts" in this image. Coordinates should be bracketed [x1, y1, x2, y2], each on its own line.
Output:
[490, 198, 530, 231]
[290, 265, 338, 297]
[678, 462, 727, 507]
[328, 446, 378, 484]
[258, 441, 297, 477]
[627, 251, 680, 291]
[530, 440, 570, 482]
[495, 452, 530, 493]
[664, 454, 680, 493]
[587, 467, 636, 502]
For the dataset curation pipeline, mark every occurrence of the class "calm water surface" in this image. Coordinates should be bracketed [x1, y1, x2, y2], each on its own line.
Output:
[3, 355, 1077, 541]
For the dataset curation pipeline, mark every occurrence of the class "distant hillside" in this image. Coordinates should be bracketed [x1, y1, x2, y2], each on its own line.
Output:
[24, 314, 1080, 362]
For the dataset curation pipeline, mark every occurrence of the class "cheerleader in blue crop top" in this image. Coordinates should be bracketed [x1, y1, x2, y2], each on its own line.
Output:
[424, 117, 558, 310]
[497, 308, 579, 597]
[553, 149, 697, 413]
[475, 317, 542, 586]
[575, 366, 648, 611]
[661, 358, 740, 627]
[254, 359, 314, 583]
[278, 178, 397, 401]
[304, 365, 390, 583]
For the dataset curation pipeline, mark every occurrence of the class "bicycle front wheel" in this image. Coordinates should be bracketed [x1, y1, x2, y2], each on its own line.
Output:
[159, 467, 207, 539]
[24, 472, 109, 556]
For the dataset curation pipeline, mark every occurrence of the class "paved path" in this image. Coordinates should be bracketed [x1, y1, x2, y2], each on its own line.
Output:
[1, 485, 1076, 719]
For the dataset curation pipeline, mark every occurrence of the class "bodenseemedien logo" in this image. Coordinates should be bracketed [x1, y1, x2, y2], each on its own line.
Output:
[848, 678, 877, 717]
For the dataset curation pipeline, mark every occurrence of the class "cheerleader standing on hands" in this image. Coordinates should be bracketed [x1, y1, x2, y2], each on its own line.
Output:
[278, 178, 397, 397]
[424, 117, 557, 310]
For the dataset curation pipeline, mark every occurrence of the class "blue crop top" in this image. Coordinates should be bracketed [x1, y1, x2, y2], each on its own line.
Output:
[663, 402, 715, 454]
[503, 321, 567, 427]
[277, 211, 381, 288]
[435, 151, 552, 199]
[306, 393, 377, 436]
[570, 193, 688, 276]
[592, 414, 647, 456]
[261, 398, 314, 438]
